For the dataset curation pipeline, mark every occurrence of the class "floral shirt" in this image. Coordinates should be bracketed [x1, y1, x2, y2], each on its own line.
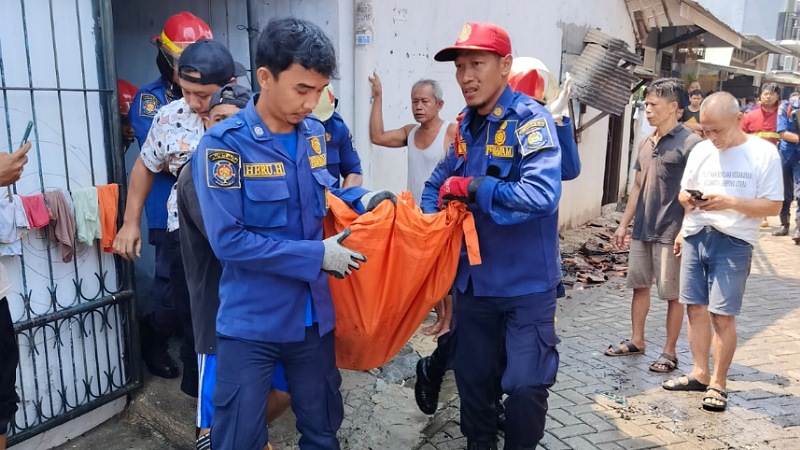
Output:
[140, 98, 204, 231]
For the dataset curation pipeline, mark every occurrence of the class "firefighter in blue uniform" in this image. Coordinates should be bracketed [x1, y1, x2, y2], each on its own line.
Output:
[421, 23, 562, 450]
[192, 18, 393, 450]
[127, 12, 213, 380]
[414, 73, 580, 425]
[313, 85, 364, 188]
[776, 93, 800, 241]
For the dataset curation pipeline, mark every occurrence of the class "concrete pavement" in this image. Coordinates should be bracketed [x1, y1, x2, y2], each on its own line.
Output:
[419, 218, 800, 450]
[49, 218, 800, 449]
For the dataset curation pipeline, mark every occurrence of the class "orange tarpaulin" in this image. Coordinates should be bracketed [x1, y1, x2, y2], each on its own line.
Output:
[324, 191, 480, 370]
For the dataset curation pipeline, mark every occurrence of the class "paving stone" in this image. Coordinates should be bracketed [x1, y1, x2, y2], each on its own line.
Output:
[549, 423, 598, 440]
[560, 435, 602, 449]
[539, 431, 571, 450]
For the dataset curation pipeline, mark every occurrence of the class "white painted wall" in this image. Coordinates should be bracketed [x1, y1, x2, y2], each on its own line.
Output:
[111, 0, 637, 229]
[361, 0, 636, 226]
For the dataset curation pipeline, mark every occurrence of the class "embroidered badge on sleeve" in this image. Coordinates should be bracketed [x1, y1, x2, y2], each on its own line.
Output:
[206, 149, 241, 189]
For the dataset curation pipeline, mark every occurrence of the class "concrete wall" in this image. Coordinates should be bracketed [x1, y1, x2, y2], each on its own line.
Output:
[362, 0, 636, 226]
[111, 0, 636, 231]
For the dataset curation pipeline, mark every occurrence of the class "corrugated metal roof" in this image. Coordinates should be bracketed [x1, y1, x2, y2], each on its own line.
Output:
[571, 30, 642, 116]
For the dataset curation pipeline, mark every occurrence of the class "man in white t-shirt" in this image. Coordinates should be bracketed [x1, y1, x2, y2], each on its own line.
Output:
[662, 92, 783, 412]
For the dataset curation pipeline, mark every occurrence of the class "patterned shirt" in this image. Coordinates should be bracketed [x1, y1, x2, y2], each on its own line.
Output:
[140, 98, 204, 231]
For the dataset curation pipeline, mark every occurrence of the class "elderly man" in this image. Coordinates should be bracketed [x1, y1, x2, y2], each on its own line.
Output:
[369, 74, 457, 203]
[663, 92, 782, 412]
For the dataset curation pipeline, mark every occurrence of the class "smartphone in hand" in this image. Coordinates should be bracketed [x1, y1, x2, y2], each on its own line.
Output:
[21, 121, 33, 144]
[685, 189, 704, 200]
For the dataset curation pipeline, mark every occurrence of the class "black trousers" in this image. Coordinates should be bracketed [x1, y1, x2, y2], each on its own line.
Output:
[0, 297, 19, 434]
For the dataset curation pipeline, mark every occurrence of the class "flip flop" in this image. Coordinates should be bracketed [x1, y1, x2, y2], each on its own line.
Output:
[649, 353, 678, 373]
[662, 374, 708, 391]
[702, 386, 728, 411]
[604, 340, 644, 356]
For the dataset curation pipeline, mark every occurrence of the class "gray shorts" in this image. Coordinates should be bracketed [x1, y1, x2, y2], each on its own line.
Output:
[626, 240, 680, 300]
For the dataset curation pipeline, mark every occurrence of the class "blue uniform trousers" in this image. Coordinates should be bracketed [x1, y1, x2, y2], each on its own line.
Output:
[212, 325, 343, 450]
[166, 231, 197, 393]
[779, 149, 800, 223]
[148, 228, 176, 332]
[453, 285, 559, 448]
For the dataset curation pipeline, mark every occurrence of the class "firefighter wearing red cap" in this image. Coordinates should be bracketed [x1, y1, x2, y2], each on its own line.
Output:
[414, 60, 581, 430]
[420, 22, 562, 450]
[126, 12, 212, 381]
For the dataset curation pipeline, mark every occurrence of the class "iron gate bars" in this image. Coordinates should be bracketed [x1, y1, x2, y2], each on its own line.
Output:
[0, 0, 139, 445]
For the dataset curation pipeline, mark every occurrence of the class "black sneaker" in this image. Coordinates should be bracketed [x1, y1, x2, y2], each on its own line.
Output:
[414, 357, 443, 415]
[467, 440, 497, 450]
[140, 315, 179, 379]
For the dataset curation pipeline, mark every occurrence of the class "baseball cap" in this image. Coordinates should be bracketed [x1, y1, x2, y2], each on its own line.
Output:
[178, 40, 236, 85]
[312, 85, 337, 121]
[434, 22, 512, 62]
[209, 84, 253, 113]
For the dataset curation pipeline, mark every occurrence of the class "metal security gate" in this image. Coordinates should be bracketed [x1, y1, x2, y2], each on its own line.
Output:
[0, 0, 139, 445]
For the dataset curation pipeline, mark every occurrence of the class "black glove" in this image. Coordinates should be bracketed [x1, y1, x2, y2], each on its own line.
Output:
[360, 190, 397, 212]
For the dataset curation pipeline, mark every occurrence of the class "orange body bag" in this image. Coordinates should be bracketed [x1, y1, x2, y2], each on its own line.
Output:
[323, 192, 480, 370]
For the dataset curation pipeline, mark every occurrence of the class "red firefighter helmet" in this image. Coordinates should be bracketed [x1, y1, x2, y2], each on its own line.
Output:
[151, 12, 213, 58]
[117, 79, 138, 116]
[509, 57, 560, 103]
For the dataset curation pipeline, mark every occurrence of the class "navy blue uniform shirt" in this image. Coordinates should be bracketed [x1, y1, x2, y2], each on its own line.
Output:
[323, 111, 362, 187]
[128, 77, 177, 230]
[192, 96, 368, 343]
[421, 85, 563, 297]
[778, 99, 800, 157]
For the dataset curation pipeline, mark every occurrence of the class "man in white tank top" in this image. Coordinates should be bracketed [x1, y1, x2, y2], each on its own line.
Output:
[369, 73, 457, 203]
[369, 72, 457, 339]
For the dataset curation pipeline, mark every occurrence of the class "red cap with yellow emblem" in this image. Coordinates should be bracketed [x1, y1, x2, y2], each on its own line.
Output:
[434, 22, 512, 62]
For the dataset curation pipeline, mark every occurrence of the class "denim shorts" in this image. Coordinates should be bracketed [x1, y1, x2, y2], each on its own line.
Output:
[680, 226, 752, 316]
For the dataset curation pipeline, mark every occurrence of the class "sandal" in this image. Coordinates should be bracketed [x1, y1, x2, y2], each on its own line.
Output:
[604, 340, 644, 356]
[702, 386, 728, 411]
[662, 374, 708, 391]
[649, 353, 678, 373]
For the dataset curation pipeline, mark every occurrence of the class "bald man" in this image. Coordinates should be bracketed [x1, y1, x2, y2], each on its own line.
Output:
[663, 92, 782, 412]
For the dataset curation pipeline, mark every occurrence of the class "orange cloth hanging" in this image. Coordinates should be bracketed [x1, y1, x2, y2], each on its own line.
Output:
[96, 184, 119, 253]
[323, 191, 481, 371]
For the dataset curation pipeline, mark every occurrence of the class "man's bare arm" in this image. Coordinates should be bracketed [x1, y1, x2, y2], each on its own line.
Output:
[780, 131, 799, 144]
[342, 173, 363, 188]
[113, 156, 155, 260]
[368, 71, 412, 148]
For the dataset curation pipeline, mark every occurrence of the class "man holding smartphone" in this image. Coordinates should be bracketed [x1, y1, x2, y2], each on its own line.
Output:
[665, 92, 782, 412]
[0, 140, 31, 450]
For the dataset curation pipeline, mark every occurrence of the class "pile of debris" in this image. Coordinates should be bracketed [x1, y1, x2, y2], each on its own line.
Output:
[560, 212, 629, 290]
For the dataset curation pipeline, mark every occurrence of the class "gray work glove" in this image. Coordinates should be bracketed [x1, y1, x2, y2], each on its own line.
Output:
[322, 229, 367, 279]
[360, 190, 397, 212]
